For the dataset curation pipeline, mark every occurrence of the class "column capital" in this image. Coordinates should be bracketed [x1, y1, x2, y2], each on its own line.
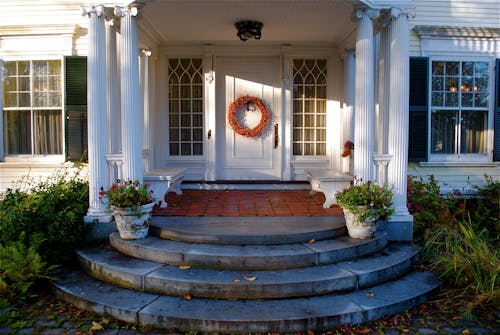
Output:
[114, 6, 139, 17]
[390, 7, 416, 19]
[81, 5, 105, 18]
[353, 8, 380, 21]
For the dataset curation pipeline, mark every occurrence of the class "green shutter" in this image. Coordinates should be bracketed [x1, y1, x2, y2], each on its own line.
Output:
[64, 56, 88, 162]
[408, 57, 429, 162]
[494, 59, 500, 161]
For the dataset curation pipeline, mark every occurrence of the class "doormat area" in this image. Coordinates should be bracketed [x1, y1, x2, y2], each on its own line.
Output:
[153, 190, 343, 217]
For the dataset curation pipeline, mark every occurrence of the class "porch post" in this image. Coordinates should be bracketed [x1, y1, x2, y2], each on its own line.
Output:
[353, 8, 379, 182]
[386, 7, 415, 241]
[82, 5, 112, 223]
[106, 18, 121, 159]
[342, 49, 355, 174]
[140, 49, 152, 172]
[0, 58, 4, 160]
[115, 6, 143, 182]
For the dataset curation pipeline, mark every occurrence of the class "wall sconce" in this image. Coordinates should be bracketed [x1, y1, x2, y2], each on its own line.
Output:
[235, 20, 263, 41]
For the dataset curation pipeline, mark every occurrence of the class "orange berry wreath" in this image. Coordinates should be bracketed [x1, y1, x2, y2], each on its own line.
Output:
[228, 96, 270, 138]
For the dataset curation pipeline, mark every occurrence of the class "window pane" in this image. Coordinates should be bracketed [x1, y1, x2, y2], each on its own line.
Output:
[461, 110, 487, 154]
[431, 110, 457, 154]
[33, 110, 62, 154]
[292, 59, 327, 156]
[446, 62, 459, 75]
[4, 110, 31, 154]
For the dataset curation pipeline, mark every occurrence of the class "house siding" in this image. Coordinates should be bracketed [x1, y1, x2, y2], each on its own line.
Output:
[409, 0, 500, 56]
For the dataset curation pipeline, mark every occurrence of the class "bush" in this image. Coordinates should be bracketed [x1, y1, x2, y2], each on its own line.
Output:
[0, 168, 90, 265]
[0, 239, 53, 310]
[408, 175, 499, 317]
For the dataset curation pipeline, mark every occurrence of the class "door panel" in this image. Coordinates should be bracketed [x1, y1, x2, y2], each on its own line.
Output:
[216, 57, 281, 180]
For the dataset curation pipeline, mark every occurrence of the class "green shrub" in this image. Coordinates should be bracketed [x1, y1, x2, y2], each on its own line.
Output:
[0, 168, 90, 265]
[427, 220, 499, 316]
[472, 176, 500, 242]
[0, 239, 53, 309]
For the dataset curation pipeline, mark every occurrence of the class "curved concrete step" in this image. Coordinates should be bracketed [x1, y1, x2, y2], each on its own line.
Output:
[77, 243, 420, 299]
[150, 216, 346, 245]
[109, 232, 388, 270]
[52, 269, 440, 333]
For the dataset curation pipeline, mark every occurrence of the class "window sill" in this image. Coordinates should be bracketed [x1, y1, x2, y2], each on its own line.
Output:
[419, 161, 499, 168]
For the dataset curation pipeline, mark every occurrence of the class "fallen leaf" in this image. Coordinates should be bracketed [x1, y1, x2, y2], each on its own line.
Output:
[356, 327, 371, 334]
[309, 239, 315, 244]
[90, 321, 104, 331]
[462, 330, 471, 334]
[402, 329, 410, 334]
[233, 279, 241, 283]
[244, 275, 257, 281]
[179, 265, 191, 270]
[183, 294, 192, 300]
[366, 292, 375, 297]
[307, 329, 314, 335]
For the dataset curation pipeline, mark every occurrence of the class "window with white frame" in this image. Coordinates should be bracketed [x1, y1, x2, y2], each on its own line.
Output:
[2, 60, 63, 155]
[168, 58, 203, 156]
[292, 59, 327, 156]
[430, 60, 489, 156]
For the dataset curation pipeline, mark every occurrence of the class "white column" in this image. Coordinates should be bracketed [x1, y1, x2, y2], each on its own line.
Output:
[115, 6, 143, 182]
[388, 8, 413, 217]
[106, 19, 121, 158]
[353, 8, 379, 182]
[140, 49, 152, 172]
[0, 58, 4, 160]
[342, 49, 355, 174]
[82, 5, 112, 222]
[377, 25, 391, 156]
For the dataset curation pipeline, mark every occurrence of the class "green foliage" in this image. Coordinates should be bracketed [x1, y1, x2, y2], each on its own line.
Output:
[427, 220, 499, 315]
[0, 168, 90, 265]
[0, 239, 54, 309]
[407, 175, 499, 317]
[336, 180, 394, 221]
[100, 179, 154, 213]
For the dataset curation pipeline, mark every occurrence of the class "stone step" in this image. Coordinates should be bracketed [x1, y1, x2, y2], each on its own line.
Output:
[77, 243, 420, 299]
[149, 216, 346, 245]
[52, 269, 440, 333]
[109, 232, 388, 270]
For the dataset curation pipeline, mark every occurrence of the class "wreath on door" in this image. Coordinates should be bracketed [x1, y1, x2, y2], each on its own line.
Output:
[228, 96, 270, 138]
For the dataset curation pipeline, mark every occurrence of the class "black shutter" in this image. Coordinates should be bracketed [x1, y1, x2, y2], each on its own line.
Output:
[494, 59, 500, 161]
[64, 57, 88, 162]
[408, 57, 429, 162]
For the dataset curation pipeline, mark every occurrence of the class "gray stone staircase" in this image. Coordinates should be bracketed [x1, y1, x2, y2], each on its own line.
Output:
[52, 216, 440, 333]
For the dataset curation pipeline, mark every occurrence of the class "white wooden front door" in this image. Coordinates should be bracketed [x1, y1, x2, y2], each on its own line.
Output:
[216, 57, 281, 180]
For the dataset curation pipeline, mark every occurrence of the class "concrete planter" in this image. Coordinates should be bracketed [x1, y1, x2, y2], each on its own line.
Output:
[343, 207, 378, 239]
[112, 203, 155, 240]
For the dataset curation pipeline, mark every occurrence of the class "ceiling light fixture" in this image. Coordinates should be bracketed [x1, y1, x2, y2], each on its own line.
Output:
[235, 20, 263, 41]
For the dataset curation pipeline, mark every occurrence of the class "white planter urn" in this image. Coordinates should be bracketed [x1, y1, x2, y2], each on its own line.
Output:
[343, 207, 378, 239]
[112, 202, 155, 240]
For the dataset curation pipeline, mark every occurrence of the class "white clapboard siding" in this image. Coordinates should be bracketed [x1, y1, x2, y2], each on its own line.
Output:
[410, 0, 500, 55]
[409, 164, 500, 195]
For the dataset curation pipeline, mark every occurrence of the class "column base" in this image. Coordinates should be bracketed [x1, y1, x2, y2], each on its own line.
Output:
[84, 210, 115, 241]
[378, 213, 414, 241]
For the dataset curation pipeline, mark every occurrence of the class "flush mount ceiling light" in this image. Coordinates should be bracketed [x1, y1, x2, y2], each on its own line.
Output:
[235, 20, 263, 41]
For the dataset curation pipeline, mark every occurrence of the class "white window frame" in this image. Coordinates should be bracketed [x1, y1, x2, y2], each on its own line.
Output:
[1, 57, 65, 164]
[427, 56, 495, 164]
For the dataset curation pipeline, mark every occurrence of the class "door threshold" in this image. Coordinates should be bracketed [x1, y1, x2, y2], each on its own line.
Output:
[182, 181, 311, 190]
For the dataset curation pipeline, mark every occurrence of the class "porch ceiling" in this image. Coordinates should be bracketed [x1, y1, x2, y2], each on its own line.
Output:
[134, 0, 357, 46]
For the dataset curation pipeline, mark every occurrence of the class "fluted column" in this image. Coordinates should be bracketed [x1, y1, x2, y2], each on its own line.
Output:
[140, 49, 152, 172]
[106, 18, 121, 157]
[388, 8, 414, 216]
[115, 6, 142, 182]
[82, 5, 112, 222]
[342, 49, 355, 174]
[353, 8, 379, 182]
[377, 23, 391, 156]
[0, 58, 4, 160]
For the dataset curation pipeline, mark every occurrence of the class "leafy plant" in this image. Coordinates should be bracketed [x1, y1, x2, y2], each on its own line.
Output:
[336, 179, 394, 221]
[0, 167, 90, 265]
[100, 179, 154, 213]
[0, 239, 54, 309]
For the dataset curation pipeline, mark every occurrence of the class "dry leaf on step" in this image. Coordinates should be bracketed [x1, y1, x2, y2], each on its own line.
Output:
[179, 265, 191, 270]
[244, 275, 257, 281]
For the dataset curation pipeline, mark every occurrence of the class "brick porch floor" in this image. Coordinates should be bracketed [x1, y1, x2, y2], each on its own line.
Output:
[153, 190, 344, 217]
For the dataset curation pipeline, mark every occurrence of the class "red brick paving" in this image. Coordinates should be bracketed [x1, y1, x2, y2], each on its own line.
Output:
[153, 190, 344, 216]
